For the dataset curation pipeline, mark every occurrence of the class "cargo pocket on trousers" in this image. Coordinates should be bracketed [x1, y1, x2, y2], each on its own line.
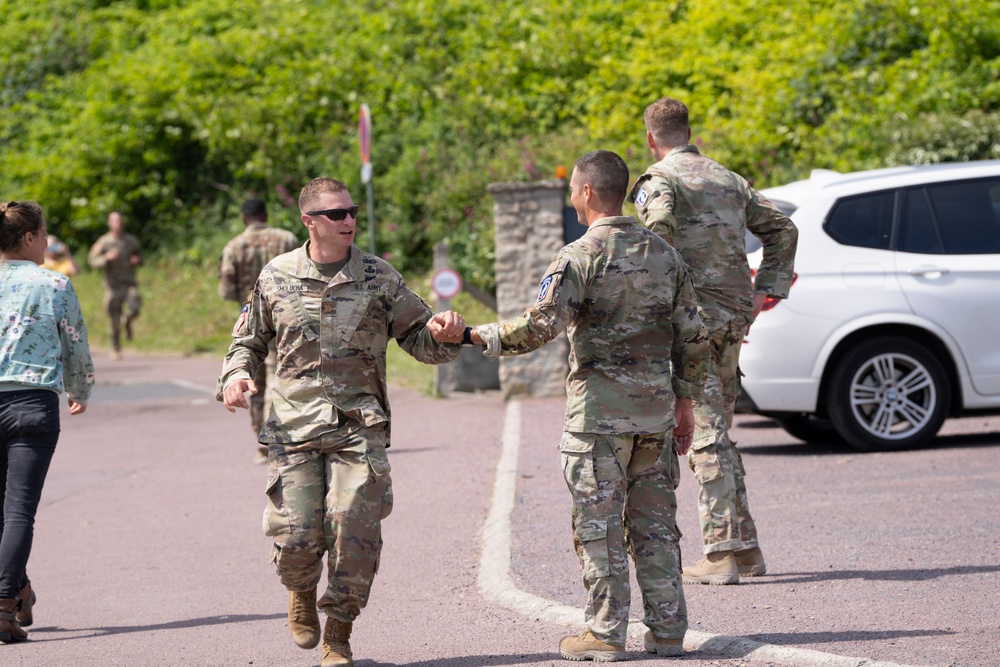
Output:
[262, 470, 290, 537]
[576, 520, 611, 579]
[366, 448, 393, 520]
[688, 441, 723, 485]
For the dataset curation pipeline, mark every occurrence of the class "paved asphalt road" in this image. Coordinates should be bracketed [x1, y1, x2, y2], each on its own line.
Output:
[6, 352, 999, 666]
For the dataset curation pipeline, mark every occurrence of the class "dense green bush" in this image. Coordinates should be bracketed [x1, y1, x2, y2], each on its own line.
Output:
[3, 0, 999, 291]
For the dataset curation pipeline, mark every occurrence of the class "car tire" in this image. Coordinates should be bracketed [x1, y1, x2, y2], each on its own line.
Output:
[827, 336, 950, 452]
[775, 413, 839, 444]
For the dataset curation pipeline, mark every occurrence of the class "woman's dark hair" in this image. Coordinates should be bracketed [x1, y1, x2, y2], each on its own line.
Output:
[0, 201, 44, 253]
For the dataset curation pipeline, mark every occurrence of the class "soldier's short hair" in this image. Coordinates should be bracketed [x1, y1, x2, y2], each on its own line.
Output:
[574, 150, 630, 208]
[241, 198, 268, 222]
[298, 178, 350, 212]
[644, 97, 690, 147]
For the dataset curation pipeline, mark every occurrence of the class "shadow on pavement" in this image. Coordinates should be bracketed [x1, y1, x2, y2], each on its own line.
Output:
[751, 563, 1000, 584]
[357, 656, 560, 667]
[744, 628, 955, 646]
[24, 612, 286, 641]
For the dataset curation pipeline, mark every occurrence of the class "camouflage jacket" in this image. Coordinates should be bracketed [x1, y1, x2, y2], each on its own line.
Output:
[217, 244, 460, 445]
[88, 232, 142, 287]
[476, 216, 711, 435]
[218, 223, 300, 303]
[627, 144, 797, 327]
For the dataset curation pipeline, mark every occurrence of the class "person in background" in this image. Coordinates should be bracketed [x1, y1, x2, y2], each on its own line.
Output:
[219, 198, 300, 464]
[431, 151, 712, 661]
[218, 177, 464, 667]
[88, 211, 142, 360]
[0, 201, 94, 642]
[41, 235, 80, 277]
[628, 97, 798, 585]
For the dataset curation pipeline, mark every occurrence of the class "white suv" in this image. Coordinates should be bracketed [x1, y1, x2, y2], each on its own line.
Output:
[742, 160, 1000, 451]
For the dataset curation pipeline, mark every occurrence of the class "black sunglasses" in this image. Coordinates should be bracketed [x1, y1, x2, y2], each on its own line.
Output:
[306, 205, 360, 221]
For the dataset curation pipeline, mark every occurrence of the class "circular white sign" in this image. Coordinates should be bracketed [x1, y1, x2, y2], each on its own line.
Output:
[431, 268, 463, 299]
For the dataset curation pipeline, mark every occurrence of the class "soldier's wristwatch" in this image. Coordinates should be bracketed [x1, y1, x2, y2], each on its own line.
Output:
[461, 326, 474, 346]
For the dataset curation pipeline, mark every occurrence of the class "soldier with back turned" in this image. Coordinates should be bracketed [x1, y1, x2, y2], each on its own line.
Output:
[628, 97, 798, 585]
[219, 198, 299, 463]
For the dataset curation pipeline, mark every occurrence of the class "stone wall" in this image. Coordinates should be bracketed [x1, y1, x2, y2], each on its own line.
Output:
[487, 180, 570, 399]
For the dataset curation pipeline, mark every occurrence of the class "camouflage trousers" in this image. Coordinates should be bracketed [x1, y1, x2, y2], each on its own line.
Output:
[263, 419, 393, 622]
[103, 283, 141, 351]
[249, 342, 278, 434]
[689, 313, 759, 554]
[561, 431, 686, 645]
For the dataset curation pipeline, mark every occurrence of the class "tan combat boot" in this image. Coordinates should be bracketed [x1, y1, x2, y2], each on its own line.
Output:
[682, 550, 739, 585]
[322, 617, 354, 667]
[0, 599, 27, 643]
[15, 582, 35, 627]
[643, 630, 684, 656]
[735, 546, 767, 577]
[558, 629, 626, 662]
[287, 588, 320, 649]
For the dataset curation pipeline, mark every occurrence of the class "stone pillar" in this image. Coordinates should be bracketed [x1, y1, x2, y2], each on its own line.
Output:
[487, 180, 569, 399]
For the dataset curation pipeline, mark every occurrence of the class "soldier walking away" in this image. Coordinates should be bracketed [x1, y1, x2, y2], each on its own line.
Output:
[628, 97, 798, 585]
[430, 151, 712, 662]
[219, 198, 299, 464]
[218, 177, 465, 666]
[88, 211, 142, 360]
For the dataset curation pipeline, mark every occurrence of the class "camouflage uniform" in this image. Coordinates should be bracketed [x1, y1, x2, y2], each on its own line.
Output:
[88, 232, 142, 353]
[218, 222, 300, 434]
[476, 216, 711, 644]
[628, 144, 797, 554]
[216, 243, 459, 622]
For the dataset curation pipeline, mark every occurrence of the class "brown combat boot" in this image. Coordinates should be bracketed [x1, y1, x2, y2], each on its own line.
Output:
[735, 546, 767, 577]
[287, 589, 320, 649]
[643, 630, 684, 656]
[0, 599, 27, 643]
[322, 617, 354, 667]
[15, 582, 35, 627]
[558, 629, 626, 662]
[682, 550, 740, 585]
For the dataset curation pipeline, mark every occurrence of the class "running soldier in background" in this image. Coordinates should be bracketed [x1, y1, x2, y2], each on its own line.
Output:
[432, 150, 711, 662]
[88, 211, 142, 360]
[629, 97, 798, 585]
[219, 198, 299, 464]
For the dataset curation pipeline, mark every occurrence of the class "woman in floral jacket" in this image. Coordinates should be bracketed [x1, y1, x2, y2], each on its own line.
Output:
[0, 201, 94, 642]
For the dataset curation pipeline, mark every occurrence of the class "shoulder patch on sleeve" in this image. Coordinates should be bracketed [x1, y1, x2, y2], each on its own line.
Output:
[626, 173, 653, 204]
[537, 275, 554, 301]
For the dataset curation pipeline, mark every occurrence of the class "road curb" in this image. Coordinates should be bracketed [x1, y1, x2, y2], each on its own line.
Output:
[477, 399, 923, 667]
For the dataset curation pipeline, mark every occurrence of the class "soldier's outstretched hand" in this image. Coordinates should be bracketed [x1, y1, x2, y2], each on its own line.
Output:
[223, 378, 258, 413]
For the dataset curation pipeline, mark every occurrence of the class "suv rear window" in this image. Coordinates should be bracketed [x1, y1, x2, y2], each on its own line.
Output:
[824, 191, 894, 249]
[897, 177, 1000, 255]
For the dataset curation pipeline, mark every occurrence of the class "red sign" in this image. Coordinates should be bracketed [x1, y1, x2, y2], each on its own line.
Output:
[359, 103, 372, 165]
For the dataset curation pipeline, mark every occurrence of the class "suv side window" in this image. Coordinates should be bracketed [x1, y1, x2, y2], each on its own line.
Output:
[898, 177, 1000, 255]
[824, 191, 894, 249]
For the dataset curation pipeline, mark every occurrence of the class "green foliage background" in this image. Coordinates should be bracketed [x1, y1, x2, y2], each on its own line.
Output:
[3, 0, 1000, 294]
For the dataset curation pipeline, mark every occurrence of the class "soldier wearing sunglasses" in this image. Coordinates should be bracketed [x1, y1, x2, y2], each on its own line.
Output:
[218, 177, 465, 667]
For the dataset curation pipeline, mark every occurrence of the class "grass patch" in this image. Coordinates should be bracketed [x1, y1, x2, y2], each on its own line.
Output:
[73, 259, 497, 395]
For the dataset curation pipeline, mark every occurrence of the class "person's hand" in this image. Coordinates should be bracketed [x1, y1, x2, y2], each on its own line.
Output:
[129, 255, 141, 266]
[105, 248, 120, 261]
[68, 399, 87, 416]
[749, 293, 768, 326]
[223, 378, 258, 412]
[427, 311, 466, 343]
[672, 397, 695, 455]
